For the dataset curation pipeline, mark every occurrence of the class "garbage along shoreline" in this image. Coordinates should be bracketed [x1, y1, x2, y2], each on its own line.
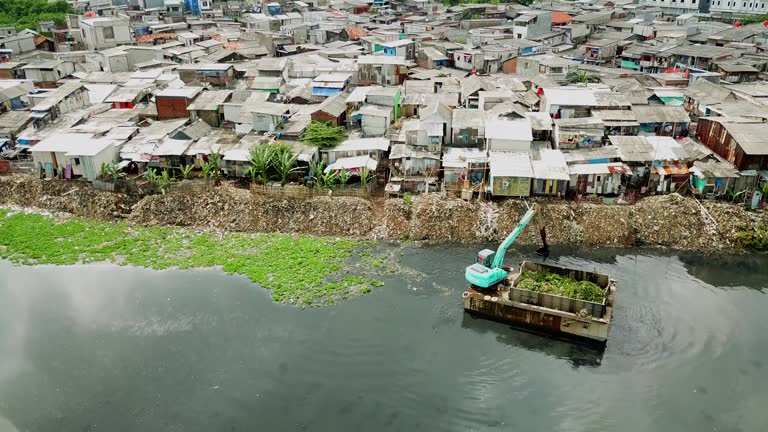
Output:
[1, 174, 764, 252]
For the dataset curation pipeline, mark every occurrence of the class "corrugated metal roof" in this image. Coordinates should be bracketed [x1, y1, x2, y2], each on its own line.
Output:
[389, 143, 440, 160]
[442, 147, 487, 169]
[333, 137, 389, 152]
[153, 138, 192, 156]
[489, 151, 533, 178]
[485, 118, 533, 141]
[186, 90, 232, 111]
[172, 120, 213, 141]
[691, 158, 739, 179]
[531, 149, 569, 181]
[652, 160, 689, 175]
[313, 92, 346, 116]
[324, 155, 377, 172]
[609, 136, 687, 162]
[569, 162, 632, 175]
[345, 86, 372, 103]
[631, 105, 690, 124]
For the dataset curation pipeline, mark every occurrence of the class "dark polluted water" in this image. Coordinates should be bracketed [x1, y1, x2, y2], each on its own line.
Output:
[0, 247, 767, 432]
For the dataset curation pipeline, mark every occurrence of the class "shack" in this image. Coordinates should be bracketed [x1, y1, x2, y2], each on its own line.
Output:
[310, 92, 347, 126]
[186, 90, 233, 127]
[632, 105, 690, 137]
[22, 61, 75, 88]
[441, 147, 487, 194]
[486, 117, 533, 153]
[554, 117, 604, 150]
[355, 105, 392, 137]
[29, 133, 121, 181]
[488, 151, 533, 197]
[29, 83, 89, 129]
[155, 87, 203, 120]
[568, 162, 631, 195]
[323, 136, 389, 165]
[531, 148, 570, 196]
[696, 117, 768, 171]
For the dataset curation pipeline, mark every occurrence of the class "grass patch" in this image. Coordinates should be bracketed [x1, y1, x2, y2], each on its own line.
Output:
[0, 210, 383, 307]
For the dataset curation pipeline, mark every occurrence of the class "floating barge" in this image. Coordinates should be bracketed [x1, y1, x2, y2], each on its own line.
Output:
[463, 261, 616, 343]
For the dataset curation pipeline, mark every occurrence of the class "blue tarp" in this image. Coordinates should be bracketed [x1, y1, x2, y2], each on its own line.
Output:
[312, 87, 342, 96]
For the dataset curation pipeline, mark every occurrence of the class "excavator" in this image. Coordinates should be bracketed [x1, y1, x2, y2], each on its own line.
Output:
[465, 203, 549, 289]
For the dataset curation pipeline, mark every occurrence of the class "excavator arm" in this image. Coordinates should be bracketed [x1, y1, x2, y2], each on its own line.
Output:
[491, 204, 543, 269]
[465, 203, 549, 289]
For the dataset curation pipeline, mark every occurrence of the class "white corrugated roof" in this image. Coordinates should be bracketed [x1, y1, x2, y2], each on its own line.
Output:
[30, 133, 117, 157]
[442, 147, 487, 169]
[531, 149, 569, 181]
[333, 137, 389, 152]
[345, 86, 371, 103]
[489, 151, 533, 178]
[324, 155, 377, 172]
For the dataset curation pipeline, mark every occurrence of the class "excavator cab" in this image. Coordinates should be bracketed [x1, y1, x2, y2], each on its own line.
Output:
[475, 249, 496, 267]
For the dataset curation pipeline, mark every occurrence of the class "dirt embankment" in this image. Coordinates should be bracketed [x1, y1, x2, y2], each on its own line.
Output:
[384, 193, 761, 251]
[1, 175, 762, 250]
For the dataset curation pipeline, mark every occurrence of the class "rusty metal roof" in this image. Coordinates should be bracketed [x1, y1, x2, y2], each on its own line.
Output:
[651, 160, 689, 175]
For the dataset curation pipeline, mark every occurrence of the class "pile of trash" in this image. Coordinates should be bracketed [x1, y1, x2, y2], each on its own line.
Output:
[631, 194, 711, 249]
[408, 194, 480, 242]
[130, 184, 375, 237]
[130, 185, 253, 231]
[248, 195, 374, 237]
[703, 201, 752, 249]
[382, 198, 411, 239]
[0, 175, 132, 219]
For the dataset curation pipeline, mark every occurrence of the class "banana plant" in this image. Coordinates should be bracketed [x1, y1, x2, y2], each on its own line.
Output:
[158, 169, 175, 194]
[726, 187, 747, 203]
[360, 167, 374, 187]
[179, 164, 193, 180]
[338, 168, 351, 186]
[273, 150, 299, 186]
[248, 145, 272, 185]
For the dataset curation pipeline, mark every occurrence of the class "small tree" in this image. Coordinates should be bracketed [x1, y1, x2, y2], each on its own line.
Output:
[300, 121, 347, 149]
[179, 164, 194, 180]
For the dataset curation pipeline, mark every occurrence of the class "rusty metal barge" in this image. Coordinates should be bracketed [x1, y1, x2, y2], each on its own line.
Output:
[463, 261, 616, 343]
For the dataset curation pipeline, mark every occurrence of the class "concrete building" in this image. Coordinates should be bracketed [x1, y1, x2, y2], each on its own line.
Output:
[78, 16, 132, 51]
[512, 11, 552, 40]
[30, 134, 123, 181]
[0, 33, 35, 55]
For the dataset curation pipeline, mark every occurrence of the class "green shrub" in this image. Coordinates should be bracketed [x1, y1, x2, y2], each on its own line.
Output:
[403, 192, 413, 205]
[738, 223, 768, 251]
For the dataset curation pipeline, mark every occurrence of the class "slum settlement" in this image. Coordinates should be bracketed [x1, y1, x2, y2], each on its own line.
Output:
[2, 0, 768, 209]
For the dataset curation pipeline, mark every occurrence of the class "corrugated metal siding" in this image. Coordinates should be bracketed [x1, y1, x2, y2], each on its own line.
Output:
[157, 97, 190, 119]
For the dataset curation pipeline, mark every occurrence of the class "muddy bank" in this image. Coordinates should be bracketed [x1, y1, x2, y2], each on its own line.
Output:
[1, 175, 763, 250]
